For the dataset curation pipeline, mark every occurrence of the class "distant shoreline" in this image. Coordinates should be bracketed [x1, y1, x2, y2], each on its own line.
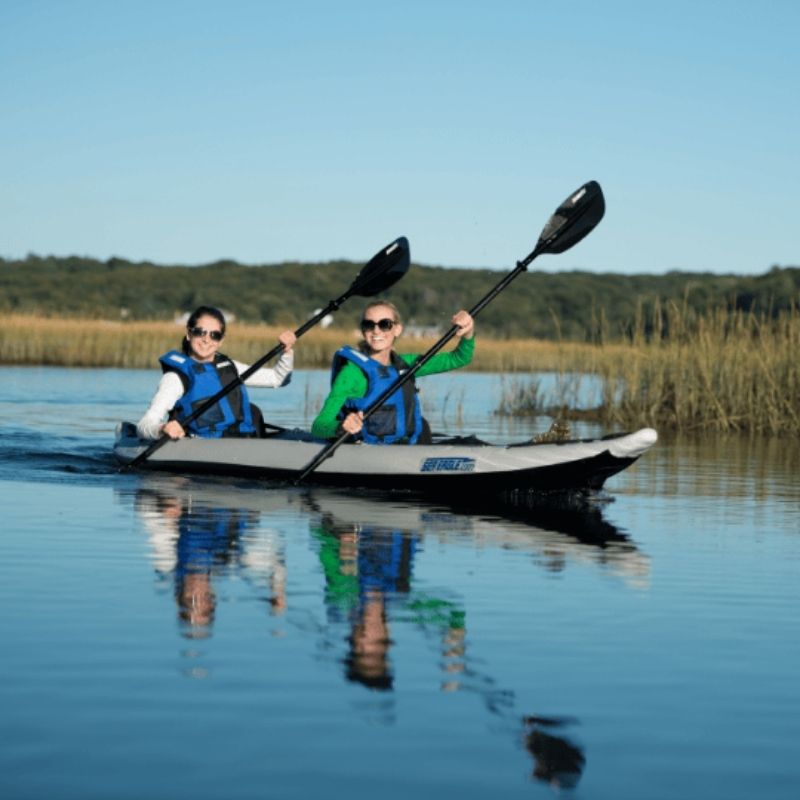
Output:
[2, 255, 798, 342]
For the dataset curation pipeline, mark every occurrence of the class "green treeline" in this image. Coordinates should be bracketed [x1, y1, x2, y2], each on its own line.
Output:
[2, 254, 798, 340]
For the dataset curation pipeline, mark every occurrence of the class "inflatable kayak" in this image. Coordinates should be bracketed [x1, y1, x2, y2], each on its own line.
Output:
[114, 423, 657, 497]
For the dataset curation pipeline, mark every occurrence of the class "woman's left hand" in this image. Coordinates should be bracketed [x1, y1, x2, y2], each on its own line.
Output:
[451, 310, 474, 339]
[279, 330, 297, 353]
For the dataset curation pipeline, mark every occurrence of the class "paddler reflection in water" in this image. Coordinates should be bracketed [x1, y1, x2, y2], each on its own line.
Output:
[136, 305, 296, 441]
[134, 484, 286, 636]
[313, 514, 466, 692]
[311, 301, 475, 444]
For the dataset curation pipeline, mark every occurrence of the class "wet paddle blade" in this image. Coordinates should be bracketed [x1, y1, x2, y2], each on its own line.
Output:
[536, 181, 605, 255]
[350, 236, 410, 297]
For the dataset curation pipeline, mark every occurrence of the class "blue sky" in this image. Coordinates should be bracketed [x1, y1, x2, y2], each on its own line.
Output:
[1, 0, 798, 274]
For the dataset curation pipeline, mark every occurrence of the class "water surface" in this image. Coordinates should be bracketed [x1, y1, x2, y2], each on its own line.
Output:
[1, 366, 798, 799]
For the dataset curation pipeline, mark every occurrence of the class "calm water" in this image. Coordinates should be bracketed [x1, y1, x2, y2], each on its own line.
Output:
[1, 366, 798, 800]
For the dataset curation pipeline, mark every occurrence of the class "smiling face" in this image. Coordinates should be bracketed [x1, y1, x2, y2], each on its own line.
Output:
[360, 303, 402, 363]
[186, 314, 225, 362]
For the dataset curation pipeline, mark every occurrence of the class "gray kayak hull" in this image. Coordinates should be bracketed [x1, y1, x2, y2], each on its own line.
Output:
[114, 425, 658, 497]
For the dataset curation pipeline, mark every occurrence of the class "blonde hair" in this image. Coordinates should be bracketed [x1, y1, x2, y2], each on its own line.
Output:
[362, 300, 402, 325]
[358, 300, 403, 353]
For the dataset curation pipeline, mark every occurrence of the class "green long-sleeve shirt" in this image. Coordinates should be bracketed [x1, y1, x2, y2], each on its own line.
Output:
[311, 337, 475, 439]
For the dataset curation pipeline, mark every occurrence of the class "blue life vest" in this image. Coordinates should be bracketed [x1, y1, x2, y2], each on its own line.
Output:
[331, 346, 423, 444]
[357, 528, 417, 596]
[176, 506, 247, 578]
[159, 350, 257, 438]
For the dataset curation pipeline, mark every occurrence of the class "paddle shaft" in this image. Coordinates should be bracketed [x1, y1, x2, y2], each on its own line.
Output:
[295, 248, 546, 482]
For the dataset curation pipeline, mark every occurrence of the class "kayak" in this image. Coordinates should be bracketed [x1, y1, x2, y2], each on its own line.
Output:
[114, 423, 657, 497]
[115, 184, 615, 502]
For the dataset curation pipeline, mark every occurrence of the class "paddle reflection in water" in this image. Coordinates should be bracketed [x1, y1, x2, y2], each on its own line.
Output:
[300, 490, 647, 789]
[306, 496, 589, 788]
[119, 477, 649, 789]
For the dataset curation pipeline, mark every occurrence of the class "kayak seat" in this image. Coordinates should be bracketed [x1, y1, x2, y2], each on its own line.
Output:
[117, 421, 139, 440]
[270, 427, 329, 444]
[430, 433, 489, 446]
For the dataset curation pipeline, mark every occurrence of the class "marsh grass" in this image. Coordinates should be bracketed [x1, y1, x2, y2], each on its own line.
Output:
[0, 315, 571, 371]
[497, 302, 800, 435]
[597, 302, 800, 435]
[3, 308, 798, 434]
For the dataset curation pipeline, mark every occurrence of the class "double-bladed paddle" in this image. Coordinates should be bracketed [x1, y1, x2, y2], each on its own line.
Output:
[295, 181, 605, 482]
[120, 237, 411, 472]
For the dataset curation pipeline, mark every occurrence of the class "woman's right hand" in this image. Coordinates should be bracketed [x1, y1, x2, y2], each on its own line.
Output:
[451, 309, 475, 339]
[341, 411, 364, 436]
[161, 420, 186, 440]
[278, 330, 297, 353]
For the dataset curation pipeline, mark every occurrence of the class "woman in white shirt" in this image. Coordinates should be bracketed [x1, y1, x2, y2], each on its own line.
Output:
[136, 305, 295, 440]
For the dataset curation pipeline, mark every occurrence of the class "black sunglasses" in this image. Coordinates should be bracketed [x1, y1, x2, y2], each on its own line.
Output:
[189, 326, 224, 342]
[360, 318, 395, 332]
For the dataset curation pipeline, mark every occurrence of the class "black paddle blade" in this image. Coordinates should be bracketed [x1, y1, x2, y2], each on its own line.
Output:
[536, 181, 605, 255]
[350, 236, 410, 297]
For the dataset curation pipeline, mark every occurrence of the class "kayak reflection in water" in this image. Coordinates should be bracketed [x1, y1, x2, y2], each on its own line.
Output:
[133, 483, 286, 637]
[311, 301, 474, 444]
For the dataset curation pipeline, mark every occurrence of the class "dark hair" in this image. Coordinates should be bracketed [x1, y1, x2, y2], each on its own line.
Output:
[181, 306, 226, 355]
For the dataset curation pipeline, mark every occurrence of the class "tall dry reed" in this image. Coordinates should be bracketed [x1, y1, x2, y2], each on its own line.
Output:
[593, 301, 800, 435]
[496, 301, 800, 435]
[0, 315, 569, 372]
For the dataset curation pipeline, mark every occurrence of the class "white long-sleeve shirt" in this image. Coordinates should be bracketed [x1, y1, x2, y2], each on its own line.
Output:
[136, 352, 294, 440]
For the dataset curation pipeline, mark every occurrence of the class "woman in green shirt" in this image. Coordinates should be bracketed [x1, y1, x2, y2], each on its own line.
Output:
[311, 301, 475, 444]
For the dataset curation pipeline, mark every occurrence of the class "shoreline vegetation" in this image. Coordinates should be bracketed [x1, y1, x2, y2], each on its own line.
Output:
[3, 255, 799, 341]
[2, 307, 798, 435]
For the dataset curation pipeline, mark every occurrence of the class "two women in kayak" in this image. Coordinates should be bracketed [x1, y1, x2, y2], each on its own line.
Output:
[136, 302, 474, 444]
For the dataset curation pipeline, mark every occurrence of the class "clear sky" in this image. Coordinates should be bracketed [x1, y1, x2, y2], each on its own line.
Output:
[1, 0, 797, 274]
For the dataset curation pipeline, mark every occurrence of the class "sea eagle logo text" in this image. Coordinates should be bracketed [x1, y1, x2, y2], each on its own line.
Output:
[420, 457, 476, 473]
